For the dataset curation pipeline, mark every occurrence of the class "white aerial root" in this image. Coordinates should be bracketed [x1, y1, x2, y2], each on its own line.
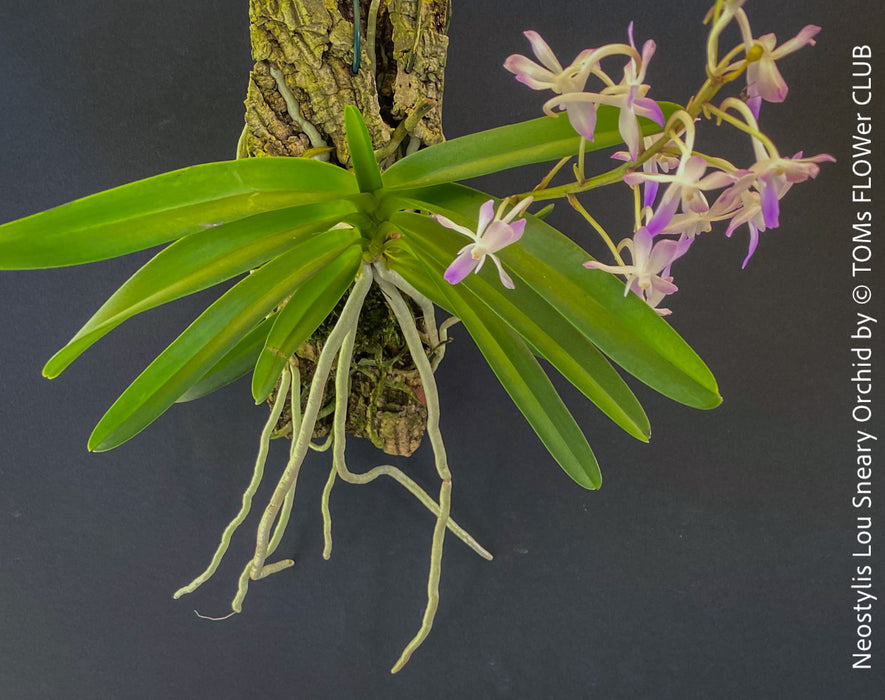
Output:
[173, 366, 293, 601]
[374, 263, 453, 673]
[367, 0, 383, 75]
[268, 64, 329, 161]
[249, 265, 375, 578]
[174, 261, 491, 671]
[380, 267, 439, 348]
[320, 273, 491, 562]
[432, 315, 461, 371]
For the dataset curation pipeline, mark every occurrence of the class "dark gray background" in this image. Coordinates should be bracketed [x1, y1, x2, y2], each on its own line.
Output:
[0, 1, 882, 698]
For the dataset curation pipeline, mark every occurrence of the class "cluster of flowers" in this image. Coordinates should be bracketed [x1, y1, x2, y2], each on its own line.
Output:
[590, 106, 834, 314]
[437, 1, 833, 316]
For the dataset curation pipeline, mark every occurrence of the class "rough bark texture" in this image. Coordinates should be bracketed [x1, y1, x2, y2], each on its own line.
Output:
[244, 0, 449, 163]
[246, 0, 451, 456]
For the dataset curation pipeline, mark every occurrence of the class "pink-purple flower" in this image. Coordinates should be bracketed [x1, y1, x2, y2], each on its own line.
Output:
[504, 32, 597, 139]
[625, 155, 738, 234]
[613, 134, 681, 208]
[584, 227, 692, 315]
[434, 199, 532, 289]
[707, 2, 821, 117]
[726, 140, 835, 230]
[743, 26, 821, 117]
[507, 24, 664, 161]
[721, 189, 768, 268]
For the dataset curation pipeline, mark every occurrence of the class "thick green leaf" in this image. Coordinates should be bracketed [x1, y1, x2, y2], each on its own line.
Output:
[390, 247, 601, 489]
[87, 230, 361, 452]
[383, 184, 721, 410]
[44, 201, 358, 379]
[381, 102, 681, 190]
[0, 158, 358, 269]
[345, 106, 383, 193]
[176, 316, 277, 403]
[392, 211, 650, 442]
[251, 246, 362, 403]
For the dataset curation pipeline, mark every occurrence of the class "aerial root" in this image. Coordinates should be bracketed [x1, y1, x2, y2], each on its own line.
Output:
[327, 460, 492, 561]
[176, 262, 491, 673]
[249, 265, 374, 576]
[173, 366, 293, 600]
[322, 295, 490, 564]
[321, 461, 338, 560]
[193, 609, 238, 622]
[374, 265, 456, 673]
[431, 315, 461, 371]
[390, 476, 451, 673]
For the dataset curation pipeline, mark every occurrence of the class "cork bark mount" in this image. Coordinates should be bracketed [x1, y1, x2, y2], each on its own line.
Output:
[244, 0, 449, 163]
[269, 284, 433, 457]
[246, 2, 451, 455]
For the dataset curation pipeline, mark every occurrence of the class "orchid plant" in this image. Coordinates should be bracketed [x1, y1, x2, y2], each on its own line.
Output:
[0, 0, 831, 673]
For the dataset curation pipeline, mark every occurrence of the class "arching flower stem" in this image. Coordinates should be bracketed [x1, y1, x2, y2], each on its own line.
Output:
[633, 183, 643, 231]
[574, 137, 588, 184]
[567, 194, 625, 265]
[703, 101, 779, 158]
[525, 40, 752, 202]
[533, 156, 573, 192]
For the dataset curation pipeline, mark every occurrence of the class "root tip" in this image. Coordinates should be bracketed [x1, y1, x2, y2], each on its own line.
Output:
[193, 609, 239, 622]
[390, 648, 414, 674]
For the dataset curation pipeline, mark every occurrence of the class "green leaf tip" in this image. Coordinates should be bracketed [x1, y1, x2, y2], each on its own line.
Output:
[87, 432, 108, 453]
[344, 106, 383, 193]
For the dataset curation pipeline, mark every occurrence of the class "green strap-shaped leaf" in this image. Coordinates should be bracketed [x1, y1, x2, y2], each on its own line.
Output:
[251, 245, 363, 403]
[392, 211, 650, 442]
[176, 316, 277, 404]
[88, 230, 361, 452]
[383, 184, 721, 410]
[390, 246, 601, 490]
[0, 158, 358, 269]
[44, 200, 358, 379]
[345, 106, 383, 193]
[381, 102, 681, 189]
